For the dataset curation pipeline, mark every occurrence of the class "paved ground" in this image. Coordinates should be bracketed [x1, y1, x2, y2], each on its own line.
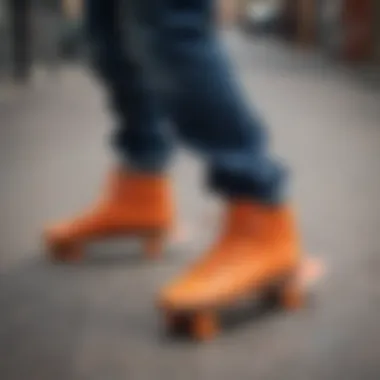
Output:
[1, 32, 380, 380]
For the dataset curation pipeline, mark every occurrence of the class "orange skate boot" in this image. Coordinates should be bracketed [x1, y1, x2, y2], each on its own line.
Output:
[158, 202, 307, 341]
[44, 169, 174, 262]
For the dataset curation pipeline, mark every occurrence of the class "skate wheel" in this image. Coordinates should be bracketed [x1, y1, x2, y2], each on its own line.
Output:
[279, 280, 305, 310]
[47, 240, 83, 263]
[164, 311, 191, 335]
[277, 258, 323, 310]
[189, 311, 219, 341]
[164, 310, 219, 341]
[144, 232, 166, 260]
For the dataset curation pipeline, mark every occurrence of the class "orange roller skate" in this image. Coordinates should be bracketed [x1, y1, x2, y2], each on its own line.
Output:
[44, 169, 174, 262]
[158, 202, 320, 341]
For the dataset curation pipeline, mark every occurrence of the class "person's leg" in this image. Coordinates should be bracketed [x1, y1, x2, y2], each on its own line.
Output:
[146, 0, 286, 202]
[153, 0, 302, 325]
[44, 0, 175, 262]
[84, 0, 172, 171]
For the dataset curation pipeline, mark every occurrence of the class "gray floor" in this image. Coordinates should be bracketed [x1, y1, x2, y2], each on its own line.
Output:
[1, 32, 380, 380]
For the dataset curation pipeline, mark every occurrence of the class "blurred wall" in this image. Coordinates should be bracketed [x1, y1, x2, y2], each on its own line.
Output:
[279, 0, 378, 63]
[217, 0, 247, 27]
[62, 0, 81, 19]
[342, 0, 374, 61]
[0, 0, 11, 76]
[376, 1, 380, 61]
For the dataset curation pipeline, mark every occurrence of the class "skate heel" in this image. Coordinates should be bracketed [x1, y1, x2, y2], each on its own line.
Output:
[144, 229, 169, 260]
[277, 267, 306, 310]
[45, 231, 84, 263]
[164, 309, 219, 341]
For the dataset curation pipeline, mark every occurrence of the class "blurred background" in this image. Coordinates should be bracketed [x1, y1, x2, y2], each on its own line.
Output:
[1, 0, 380, 82]
[0, 1, 380, 380]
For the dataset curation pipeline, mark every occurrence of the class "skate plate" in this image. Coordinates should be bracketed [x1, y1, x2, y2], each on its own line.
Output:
[160, 257, 325, 341]
[47, 227, 170, 263]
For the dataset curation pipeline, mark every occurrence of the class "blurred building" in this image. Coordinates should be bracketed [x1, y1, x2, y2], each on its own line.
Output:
[1, 0, 380, 84]
[0, 0, 12, 77]
[240, 0, 380, 64]
[0, 0, 61, 81]
[280, 0, 378, 63]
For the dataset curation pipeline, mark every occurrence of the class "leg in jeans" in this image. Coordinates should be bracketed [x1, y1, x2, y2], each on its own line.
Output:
[44, 0, 175, 262]
[154, 0, 303, 325]
[84, 0, 172, 171]
[137, 0, 286, 201]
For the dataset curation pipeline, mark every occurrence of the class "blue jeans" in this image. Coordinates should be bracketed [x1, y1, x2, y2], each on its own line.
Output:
[84, 0, 287, 203]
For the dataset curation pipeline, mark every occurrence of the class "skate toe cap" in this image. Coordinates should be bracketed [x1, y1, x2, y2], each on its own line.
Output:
[44, 221, 75, 246]
[158, 281, 216, 311]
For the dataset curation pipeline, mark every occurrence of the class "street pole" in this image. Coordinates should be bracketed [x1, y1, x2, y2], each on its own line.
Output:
[9, 0, 32, 81]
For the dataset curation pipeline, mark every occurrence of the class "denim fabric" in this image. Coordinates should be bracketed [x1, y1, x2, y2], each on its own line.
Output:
[83, 0, 287, 203]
